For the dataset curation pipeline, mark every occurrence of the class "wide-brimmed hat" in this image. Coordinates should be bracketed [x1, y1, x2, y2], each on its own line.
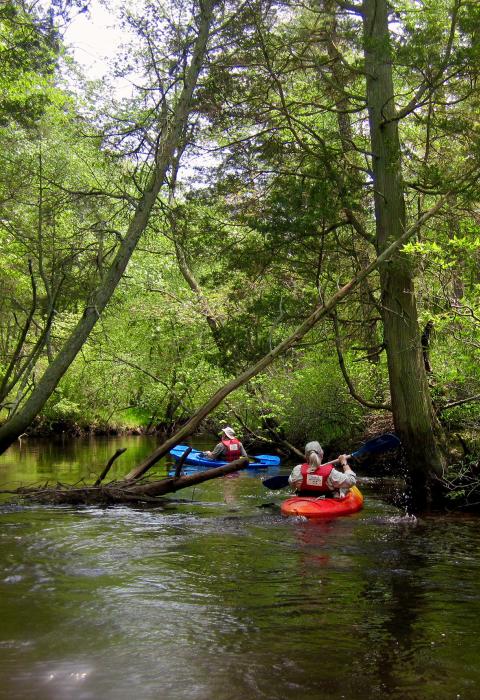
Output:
[221, 426, 236, 439]
[305, 441, 323, 456]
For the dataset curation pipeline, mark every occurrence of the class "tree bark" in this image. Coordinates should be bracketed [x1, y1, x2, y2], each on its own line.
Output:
[362, 0, 447, 507]
[126, 457, 250, 497]
[322, 4, 382, 361]
[0, 1, 215, 455]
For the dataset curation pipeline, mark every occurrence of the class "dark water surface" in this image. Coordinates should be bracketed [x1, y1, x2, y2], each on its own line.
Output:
[1, 436, 479, 700]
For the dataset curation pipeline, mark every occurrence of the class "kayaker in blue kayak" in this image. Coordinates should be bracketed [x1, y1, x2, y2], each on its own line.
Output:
[203, 426, 248, 462]
[288, 441, 356, 498]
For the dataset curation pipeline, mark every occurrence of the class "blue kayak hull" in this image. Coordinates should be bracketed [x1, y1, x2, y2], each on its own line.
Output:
[169, 444, 280, 469]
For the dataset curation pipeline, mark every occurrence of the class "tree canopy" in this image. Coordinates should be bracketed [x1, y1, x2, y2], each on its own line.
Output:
[0, 0, 479, 508]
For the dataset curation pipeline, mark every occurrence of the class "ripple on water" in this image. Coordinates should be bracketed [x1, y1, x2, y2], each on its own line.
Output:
[2, 441, 480, 700]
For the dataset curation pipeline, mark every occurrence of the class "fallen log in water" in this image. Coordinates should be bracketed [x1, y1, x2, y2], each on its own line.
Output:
[2, 456, 251, 506]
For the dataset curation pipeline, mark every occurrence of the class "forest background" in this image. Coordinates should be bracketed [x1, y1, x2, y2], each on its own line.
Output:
[0, 0, 479, 509]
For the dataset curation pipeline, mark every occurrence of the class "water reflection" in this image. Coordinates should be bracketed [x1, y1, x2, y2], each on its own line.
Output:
[1, 439, 480, 699]
[0, 435, 167, 491]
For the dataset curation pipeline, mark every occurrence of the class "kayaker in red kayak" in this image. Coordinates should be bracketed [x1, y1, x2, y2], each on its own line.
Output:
[288, 441, 357, 498]
[204, 426, 248, 462]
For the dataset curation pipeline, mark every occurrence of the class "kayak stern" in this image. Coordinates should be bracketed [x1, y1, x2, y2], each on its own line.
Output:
[281, 486, 364, 519]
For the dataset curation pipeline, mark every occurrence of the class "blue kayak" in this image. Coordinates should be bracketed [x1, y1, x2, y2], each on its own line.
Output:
[169, 444, 281, 470]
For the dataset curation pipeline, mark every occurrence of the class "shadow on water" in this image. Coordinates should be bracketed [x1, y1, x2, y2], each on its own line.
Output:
[1, 437, 480, 700]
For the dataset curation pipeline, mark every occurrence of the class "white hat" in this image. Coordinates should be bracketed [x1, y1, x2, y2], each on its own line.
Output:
[221, 426, 236, 439]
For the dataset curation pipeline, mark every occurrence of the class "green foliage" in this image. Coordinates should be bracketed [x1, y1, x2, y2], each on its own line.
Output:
[0, 0, 479, 480]
[442, 451, 480, 505]
[403, 234, 480, 273]
[0, 2, 59, 126]
[251, 347, 368, 449]
[0, 98, 127, 410]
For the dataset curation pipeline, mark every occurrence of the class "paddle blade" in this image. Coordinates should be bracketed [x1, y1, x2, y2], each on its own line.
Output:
[351, 433, 400, 460]
[262, 474, 290, 490]
[251, 454, 281, 466]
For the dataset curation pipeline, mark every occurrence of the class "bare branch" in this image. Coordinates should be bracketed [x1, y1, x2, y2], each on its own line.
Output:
[438, 395, 480, 414]
[331, 311, 391, 410]
[387, 0, 461, 124]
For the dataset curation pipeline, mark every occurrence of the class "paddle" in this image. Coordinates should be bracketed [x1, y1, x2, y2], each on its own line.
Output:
[261, 433, 401, 490]
[247, 453, 281, 466]
[195, 445, 280, 466]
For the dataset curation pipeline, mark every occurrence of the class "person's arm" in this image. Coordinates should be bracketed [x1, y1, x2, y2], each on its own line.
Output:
[288, 464, 303, 490]
[240, 443, 248, 458]
[328, 455, 356, 489]
[204, 443, 225, 459]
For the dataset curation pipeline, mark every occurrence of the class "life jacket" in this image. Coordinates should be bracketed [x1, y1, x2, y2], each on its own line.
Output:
[221, 438, 242, 462]
[298, 463, 334, 493]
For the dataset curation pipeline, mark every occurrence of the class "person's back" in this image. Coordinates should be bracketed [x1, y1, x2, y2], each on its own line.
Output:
[220, 435, 243, 462]
[289, 441, 356, 498]
[204, 427, 248, 461]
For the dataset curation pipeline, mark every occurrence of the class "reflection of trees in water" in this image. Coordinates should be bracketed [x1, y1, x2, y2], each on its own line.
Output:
[4, 435, 163, 483]
[155, 513, 480, 699]
[353, 522, 430, 696]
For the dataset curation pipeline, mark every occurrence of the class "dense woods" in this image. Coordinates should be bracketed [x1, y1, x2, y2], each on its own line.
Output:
[0, 0, 479, 509]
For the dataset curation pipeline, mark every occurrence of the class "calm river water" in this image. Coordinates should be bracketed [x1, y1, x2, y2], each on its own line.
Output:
[1, 435, 479, 700]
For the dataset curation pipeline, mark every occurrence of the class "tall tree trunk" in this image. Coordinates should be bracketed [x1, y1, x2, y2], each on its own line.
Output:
[323, 5, 382, 363]
[0, 1, 215, 455]
[362, 0, 447, 507]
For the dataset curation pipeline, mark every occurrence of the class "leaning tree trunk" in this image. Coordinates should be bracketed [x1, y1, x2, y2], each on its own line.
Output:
[0, 1, 215, 455]
[125, 196, 450, 481]
[362, 0, 447, 507]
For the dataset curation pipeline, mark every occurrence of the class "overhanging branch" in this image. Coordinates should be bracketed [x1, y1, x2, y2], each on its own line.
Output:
[125, 190, 452, 480]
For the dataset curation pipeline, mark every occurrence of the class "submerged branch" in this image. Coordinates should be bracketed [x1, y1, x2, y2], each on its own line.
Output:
[94, 448, 127, 486]
[2, 457, 250, 506]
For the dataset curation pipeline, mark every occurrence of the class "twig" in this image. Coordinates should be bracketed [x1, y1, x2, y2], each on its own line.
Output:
[438, 394, 480, 414]
[174, 446, 192, 478]
[94, 448, 127, 486]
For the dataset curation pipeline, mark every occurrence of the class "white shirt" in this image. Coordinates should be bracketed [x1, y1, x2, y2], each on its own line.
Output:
[288, 463, 356, 498]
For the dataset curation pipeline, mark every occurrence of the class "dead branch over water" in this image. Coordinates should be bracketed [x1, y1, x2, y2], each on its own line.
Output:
[1, 455, 251, 506]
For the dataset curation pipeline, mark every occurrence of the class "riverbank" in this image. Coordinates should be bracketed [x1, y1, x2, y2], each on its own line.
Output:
[3, 408, 480, 514]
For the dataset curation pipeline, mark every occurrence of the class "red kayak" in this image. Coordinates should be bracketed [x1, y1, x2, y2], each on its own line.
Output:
[281, 486, 364, 519]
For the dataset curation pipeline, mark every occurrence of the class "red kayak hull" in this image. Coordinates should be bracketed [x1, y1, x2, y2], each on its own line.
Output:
[281, 486, 364, 519]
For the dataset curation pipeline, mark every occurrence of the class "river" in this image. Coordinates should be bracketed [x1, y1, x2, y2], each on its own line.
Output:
[1, 435, 479, 700]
